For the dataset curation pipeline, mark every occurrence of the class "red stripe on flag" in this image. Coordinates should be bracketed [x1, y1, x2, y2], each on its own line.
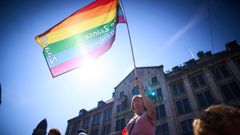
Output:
[36, 0, 116, 37]
[72, 0, 115, 16]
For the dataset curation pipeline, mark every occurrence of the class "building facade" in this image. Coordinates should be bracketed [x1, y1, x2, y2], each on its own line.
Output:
[65, 40, 240, 135]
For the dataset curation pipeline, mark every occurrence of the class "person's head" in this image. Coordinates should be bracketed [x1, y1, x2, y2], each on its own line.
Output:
[48, 128, 61, 135]
[131, 95, 145, 115]
[78, 128, 87, 135]
[193, 104, 240, 135]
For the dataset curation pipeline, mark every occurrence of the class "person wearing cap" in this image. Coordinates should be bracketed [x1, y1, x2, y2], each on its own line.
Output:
[125, 78, 156, 135]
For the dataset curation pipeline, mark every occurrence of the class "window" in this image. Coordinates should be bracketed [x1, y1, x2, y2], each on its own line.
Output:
[229, 82, 240, 96]
[182, 99, 191, 113]
[170, 81, 185, 96]
[176, 101, 184, 114]
[66, 125, 72, 135]
[180, 119, 193, 135]
[82, 118, 90, 129]
[156, 88, 163, 100]
[117, 104, 122, 113]
[73, 122, 80, 135]
[236, 59, 240, 65]
[156, 123, 169, 135]
[190, 77, 198, 88]
[144, 88, 161, 102]
[204, 91, 215, 105]
[235, 58, 240, 70]
[198, 74, 205, 86]
[92, 114, 101, 126]
[196, 91, 215, 108]
[172, 84, 178, 96]
[196, 93, 206, 107]
[132, 86, 139, 96]
[120, 91, 124, 98]
[102, 124, 111, 135]
[91, 129, 99, 135]
[145, 89, 162, 102]
[115, 118, 125, 131]
[221, 85, 234, 100]
[176, 98, 191, 115]
[219, 65, 230, 78]
[221, 82, 240, 100]
[156, 104, 166, 120]
[151, 76, 158, 84]
[190, 74, 206, 89]
[103, 110, 112, 121]
[211, 65, 231, 81]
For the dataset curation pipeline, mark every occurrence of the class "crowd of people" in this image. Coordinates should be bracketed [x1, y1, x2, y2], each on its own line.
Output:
[32, 79, 240, 135]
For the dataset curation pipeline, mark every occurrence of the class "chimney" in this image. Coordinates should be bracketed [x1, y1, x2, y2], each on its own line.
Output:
[97, 100, 105, 108]
[79, 109, 87, 116]
[225, 40, 240, 51]
[197, 51, 204, 59]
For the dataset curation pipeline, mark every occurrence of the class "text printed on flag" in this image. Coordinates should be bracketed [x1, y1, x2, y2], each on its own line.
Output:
[44, 47, 57, 64]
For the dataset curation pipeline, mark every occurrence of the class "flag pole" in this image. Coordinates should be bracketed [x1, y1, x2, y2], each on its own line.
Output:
[119, 0, 137, 78]
[208, 0, 214, 53]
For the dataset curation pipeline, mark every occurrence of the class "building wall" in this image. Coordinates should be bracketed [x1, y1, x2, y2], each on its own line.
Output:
[66, 42, 240, 135]
[164, 47, 240, 135]
[65, 101, 113, 135]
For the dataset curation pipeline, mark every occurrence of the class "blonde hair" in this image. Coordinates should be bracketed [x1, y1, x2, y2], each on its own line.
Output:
[193, 104, 240, 135]
[131, 94, 147, 111]
[131, 95, 145, 111]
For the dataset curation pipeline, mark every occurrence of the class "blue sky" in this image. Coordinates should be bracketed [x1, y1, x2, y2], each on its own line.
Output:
[0, 0, 239, 134]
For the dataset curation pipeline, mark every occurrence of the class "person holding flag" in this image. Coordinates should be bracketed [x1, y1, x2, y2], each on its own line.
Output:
[123, 78, 156, 135]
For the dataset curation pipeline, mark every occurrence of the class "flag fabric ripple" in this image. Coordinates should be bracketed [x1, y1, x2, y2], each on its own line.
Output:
[35, 0, 126, 77]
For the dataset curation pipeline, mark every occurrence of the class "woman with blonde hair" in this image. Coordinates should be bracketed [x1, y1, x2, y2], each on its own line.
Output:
[124, 78, 156, 135]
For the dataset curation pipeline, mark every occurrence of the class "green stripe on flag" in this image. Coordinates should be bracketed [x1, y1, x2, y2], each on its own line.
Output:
[46, 18, 116, 55]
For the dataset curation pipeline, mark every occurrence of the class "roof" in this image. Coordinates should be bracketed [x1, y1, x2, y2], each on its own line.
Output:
[114, 65, 164, 89]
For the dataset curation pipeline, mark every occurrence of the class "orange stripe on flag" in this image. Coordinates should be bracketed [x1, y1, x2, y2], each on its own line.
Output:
[51, 0, 117, 32]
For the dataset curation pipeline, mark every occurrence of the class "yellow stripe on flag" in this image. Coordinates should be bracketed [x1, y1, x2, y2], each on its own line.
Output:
[36, 9, 116, 47]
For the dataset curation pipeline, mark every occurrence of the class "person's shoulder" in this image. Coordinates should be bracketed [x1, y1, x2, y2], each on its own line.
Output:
[145, 111, 156, 126]
[130, 115, 138, 121]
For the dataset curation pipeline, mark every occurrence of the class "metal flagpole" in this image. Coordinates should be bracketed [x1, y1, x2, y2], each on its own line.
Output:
[208, 0, 214, 53]
[119, 0, 138, 78]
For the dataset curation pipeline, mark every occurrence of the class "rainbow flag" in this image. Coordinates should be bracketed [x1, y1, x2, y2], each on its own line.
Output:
[35, 0, 126, 77]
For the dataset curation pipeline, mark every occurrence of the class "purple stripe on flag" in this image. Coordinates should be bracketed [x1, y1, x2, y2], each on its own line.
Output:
[117, 16, 126, 23]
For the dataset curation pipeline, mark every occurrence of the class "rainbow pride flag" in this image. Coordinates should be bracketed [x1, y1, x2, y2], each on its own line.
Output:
[35, 0, 126, 77]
